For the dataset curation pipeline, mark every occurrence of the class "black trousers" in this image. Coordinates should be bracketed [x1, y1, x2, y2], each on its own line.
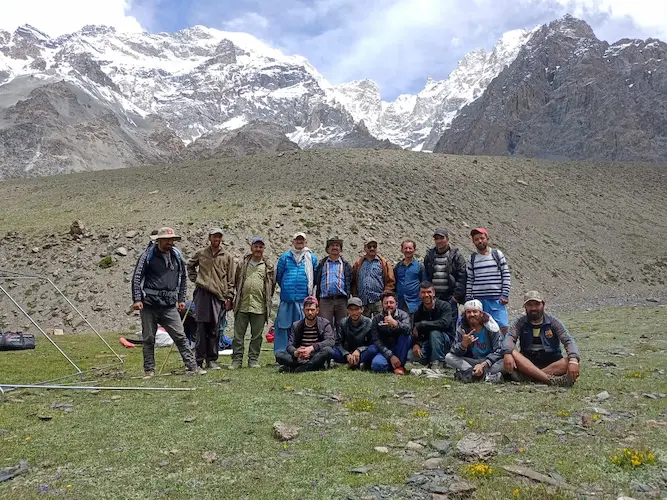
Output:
[276, 347, 333, 372]
[195, 321, 220, 365]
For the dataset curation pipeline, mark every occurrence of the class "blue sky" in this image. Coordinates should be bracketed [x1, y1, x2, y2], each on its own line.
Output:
[2, 0, 667, 100]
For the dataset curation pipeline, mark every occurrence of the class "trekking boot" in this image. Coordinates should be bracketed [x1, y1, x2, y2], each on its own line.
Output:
[186, 366, 207, 376]
[484, 372, 503, 384]
[454, 368, 474, 383]
[143, 370, 155, 379]
[548, 374, 574, 388]
[228, 361, 242, 370]
[248, 360, 261, 369]
[207, 361, 222, 370]
[278, 365, 292, 373]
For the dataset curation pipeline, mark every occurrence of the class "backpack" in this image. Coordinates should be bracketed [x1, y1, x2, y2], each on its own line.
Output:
[470, 249, 502, 280]
[145, 241, 183, 265]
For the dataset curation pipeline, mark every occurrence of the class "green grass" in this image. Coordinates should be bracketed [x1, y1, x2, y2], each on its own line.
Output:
[1, 306, 666, 499]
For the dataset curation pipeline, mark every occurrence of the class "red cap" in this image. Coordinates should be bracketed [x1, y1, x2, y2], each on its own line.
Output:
[304, 296, 319, 306]
[470, 227, 488, 237]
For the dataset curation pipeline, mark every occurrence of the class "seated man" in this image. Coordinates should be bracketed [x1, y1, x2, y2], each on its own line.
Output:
[503, 291, 580, 387]
[370, 291, 412, 374]
[445, 300, 504, 382]
[411, 281, 453, 369]
[332, 297, 378, 369]
[276, 296, 334, 373]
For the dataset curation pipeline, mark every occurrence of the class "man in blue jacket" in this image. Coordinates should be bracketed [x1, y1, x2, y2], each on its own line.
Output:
[274, 232, 318, 357]
[503, 291, 581, 387]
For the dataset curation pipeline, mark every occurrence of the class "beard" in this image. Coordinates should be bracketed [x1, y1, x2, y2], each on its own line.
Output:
[475, 243, 488, 252]
[528, 310, 543, 322]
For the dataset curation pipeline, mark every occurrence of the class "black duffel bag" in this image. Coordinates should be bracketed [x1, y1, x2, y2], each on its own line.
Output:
[0, 331, 36, 351]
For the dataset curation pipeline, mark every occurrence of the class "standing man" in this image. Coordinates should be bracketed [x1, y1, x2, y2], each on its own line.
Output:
[332, 297, 377, 369]
[466, 228, 511, 335]
[352, 238, 395, 318]
[232, 237, 275, 369]
[370, 291, 412, 374]
[394, 239, 427, 316]
[314, 237, 353, 328]
[411, 281, 453, 369]
[187, 227, 236, 370]
[275, 232, 318, 356]
[131, 227, 201, 377]
[503, 291, 581, 387]
[276, 297, 334, 373]
[445, 300, 504, 382]
[424, 228, 467, 328]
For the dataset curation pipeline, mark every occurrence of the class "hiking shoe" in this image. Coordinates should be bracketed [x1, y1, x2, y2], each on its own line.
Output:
[143, 370, 155, 379]
[393, 367, 406, 375]
[454, 368, 473, 383]
[248, 360, 261, 369]
[228, 361, 242, 370]
[430, 360, 444, 370]
[278, 365, 292, 373]
[484, 372, 503, 384]
[207, 361, 222, 370]
[548, 374, 574, 388]
[186, 366, 207, 376]
[508, 370, 526, 383]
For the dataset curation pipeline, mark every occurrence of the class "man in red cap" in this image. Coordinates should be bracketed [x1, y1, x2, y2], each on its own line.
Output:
[466, 227, 511, 335]
[276, 296, 334, 372]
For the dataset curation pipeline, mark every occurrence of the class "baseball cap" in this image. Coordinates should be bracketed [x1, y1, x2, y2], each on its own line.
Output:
[209, 227, 224, 236]
[463, 299, 483, 312]
[347, 297, 363, 308]
[303, 296, 319, 306]
[433, 228, 449, 238]
[470, 227, 488, 237]
[523, 290, 544, 305]
[293, 232, 307, 240]
[365, 237, 378, 246]
[251, 236, 265, 245]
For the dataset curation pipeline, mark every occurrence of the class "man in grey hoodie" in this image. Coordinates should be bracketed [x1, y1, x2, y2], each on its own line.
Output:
[445, 299, 504, 383]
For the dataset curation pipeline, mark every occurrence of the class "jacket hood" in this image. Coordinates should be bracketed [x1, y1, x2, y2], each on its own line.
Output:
[461, 311, 499, 333]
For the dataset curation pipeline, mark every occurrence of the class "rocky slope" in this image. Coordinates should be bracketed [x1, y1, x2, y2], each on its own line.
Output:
[0, 149, 665, 335]
[434, 16, 667, 161]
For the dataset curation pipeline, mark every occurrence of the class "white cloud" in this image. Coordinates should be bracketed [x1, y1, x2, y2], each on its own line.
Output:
[222, 12, 270, 33]
[0, 0, 142, 38]
[557, 0, 667, 37]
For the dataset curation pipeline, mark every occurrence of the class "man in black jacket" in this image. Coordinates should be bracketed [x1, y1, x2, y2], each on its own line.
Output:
[370, 291, 412, 374]
[332, 297, 377, 369]
[411, 281, 453, 369]
[276, 296, 334, 373]
[423, 228, 466, 328]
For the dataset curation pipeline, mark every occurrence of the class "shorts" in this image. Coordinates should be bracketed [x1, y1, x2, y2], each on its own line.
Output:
[524, 350, 563, 369]
[479, 299, 509, 329]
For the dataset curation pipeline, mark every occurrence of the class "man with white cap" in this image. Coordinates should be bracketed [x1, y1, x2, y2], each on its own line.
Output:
[352, 238, 395, 318]
[445, 299, 504, 382]
[503, 291, 581, 387]
[131, 227, 201, 376]
[187, 227, 236, 370]
[466, 228, 511, 335]
[274, 232, 318, 356]
[232, 236, 276, 369]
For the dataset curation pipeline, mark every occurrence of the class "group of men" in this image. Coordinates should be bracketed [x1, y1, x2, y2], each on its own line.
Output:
[131, 226, 581, 386]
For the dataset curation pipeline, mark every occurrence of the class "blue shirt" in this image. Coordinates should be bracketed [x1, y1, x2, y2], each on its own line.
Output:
[471, 328, 491, 359]
[395, 259, 425, 313]
[320, 259, 345, 297]
[357, 257, 384, 305]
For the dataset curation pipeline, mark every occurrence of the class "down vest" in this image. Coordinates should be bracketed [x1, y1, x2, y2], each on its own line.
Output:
[276, 250, 319, 302]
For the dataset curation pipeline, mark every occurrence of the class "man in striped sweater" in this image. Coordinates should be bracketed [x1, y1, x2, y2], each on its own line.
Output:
[466, 228, 511, 335]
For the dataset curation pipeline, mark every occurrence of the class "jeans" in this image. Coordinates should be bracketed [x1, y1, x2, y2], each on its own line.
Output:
[140, 306, 196, 372]
[411, 331, 453, 364]
[332, 345, 379, 366]
[233, 311, 266, 364]
[276, 347, 333, 372]
[370, 335, 412, 372]
[444, 353, 504, 374]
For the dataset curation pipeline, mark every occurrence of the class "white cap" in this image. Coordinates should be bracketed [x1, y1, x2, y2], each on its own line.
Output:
[463, 299, 483, 312]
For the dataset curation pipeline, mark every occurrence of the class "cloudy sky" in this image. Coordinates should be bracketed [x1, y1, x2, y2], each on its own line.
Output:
[1, 0, 666, 99]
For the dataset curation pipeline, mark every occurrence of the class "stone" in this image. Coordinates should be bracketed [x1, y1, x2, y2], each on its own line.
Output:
[430, 440, 452, 455]
[201, 451, 218, 463]
[448, 480, 476, 495]
[594, 391, 611, 401]
[517, 179, 529, 186]
[31, 247, 40, 253]
[349, 466, 372, 474]
[70, 220, 85, 236]
[456, 433, 497, 461]
[125, 230, 139, 238]
[273, 421, 299, 441]
[114, 247, 128, 256]
[184, 416, 196, 423]
[53, 328, 64, 336]
[374, 446, 389, 454]
[406, 441, 425, 450]
[158, 460, 169, 467]
[422, 457, 445, 469]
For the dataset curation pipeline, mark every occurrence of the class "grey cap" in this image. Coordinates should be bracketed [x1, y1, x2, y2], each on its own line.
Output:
[208, 227, 223, 236]
[251, 236, 265, 245]
[433, 228, 449, 237]
[523, 290, 544, 305]
[347, 297, 363, 308]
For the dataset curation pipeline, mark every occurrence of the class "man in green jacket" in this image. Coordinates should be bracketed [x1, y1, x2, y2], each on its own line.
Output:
[231, 237, 276, 369]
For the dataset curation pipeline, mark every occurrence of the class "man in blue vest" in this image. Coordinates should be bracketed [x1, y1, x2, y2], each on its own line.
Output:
[132, 227, 201, 377]
[503, 291, 580, 387]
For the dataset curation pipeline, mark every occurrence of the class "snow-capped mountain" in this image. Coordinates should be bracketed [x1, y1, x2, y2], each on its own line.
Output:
[0, 21, 537, 177]
[333, 28, 538, 151]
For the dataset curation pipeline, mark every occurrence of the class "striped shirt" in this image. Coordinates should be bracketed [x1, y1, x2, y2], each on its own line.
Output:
[357, 257, 384, 305]
[301, 322, 319, 347]
[466, 249, 511, 300]
[320, 258, 345, 298]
